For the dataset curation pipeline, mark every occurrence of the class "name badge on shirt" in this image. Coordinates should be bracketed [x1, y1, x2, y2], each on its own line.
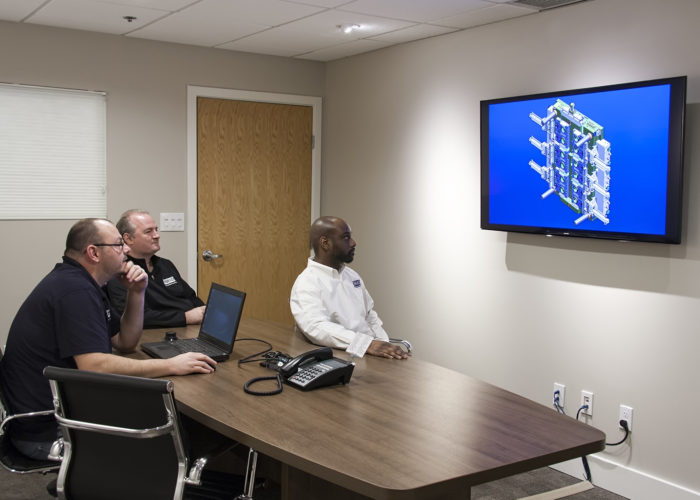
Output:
[353, 279, 361, 288]
[105, 308, 111, 322]
[163, 276, 177, 287]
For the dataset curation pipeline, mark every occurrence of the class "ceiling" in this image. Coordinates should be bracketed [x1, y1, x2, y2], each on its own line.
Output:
[0, 0, 584, 62]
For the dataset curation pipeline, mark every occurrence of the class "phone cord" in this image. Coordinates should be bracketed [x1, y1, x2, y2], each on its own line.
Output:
[243, 373, 283, 396]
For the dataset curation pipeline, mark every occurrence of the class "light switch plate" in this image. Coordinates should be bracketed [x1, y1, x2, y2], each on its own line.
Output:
[160, 212, 185, 232]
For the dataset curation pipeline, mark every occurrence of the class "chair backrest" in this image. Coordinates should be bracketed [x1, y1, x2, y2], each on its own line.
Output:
[0, 345, 5, 421]
[44, 366, 189, 500]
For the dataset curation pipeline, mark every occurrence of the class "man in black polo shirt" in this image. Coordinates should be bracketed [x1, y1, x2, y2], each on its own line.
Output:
[0, 218, 216, 460]
[107, 209, 205, 328]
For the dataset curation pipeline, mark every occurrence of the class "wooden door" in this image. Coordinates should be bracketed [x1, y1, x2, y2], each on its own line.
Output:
[197, 98, 312, 324]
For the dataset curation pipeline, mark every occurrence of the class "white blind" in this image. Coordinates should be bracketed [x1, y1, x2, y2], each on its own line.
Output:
[0, 83, 106, 219]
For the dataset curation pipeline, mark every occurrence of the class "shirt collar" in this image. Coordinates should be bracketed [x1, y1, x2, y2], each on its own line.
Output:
[126, 253, 159, 268]
[308, 258, 345, 277]
[60, 255, 108, 295]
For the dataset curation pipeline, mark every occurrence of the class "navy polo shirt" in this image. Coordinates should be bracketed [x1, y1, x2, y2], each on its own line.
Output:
[0, 256, 120, 441]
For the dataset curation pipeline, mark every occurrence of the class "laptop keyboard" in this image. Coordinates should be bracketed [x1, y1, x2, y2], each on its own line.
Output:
[171, 339, 223, 357]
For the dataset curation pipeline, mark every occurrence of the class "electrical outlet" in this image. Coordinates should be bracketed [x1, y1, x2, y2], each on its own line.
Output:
[553, 383, 566, 409]
[580, 390, 593, 416]
[619, 405, 633, 431]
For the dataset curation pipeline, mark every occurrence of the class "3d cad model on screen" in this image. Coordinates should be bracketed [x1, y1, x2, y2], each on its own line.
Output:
[528, 99, 612, 226]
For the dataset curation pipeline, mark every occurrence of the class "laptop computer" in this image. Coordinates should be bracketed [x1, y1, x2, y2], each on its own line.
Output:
[141, 282, 246, 362]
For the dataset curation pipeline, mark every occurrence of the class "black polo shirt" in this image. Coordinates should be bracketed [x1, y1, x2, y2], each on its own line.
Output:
[0, 256, 120, 441]
[106, 254, 204, 328]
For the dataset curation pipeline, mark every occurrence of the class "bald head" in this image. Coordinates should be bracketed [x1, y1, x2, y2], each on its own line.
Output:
[64, 218, 129, 285]
[310, 216, 342, 255]
[310, 216, 356, 270]
[65, 218, 107, 258]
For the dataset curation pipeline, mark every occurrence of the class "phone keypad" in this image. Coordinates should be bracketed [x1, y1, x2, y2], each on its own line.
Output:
[289, 363, 332, 387]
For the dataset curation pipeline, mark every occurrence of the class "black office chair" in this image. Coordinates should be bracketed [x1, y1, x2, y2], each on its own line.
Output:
[0, 347, 61, 479]
[43, 366, 248, 500]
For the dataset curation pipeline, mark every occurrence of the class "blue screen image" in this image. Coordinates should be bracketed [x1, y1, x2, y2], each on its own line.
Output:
[487, 84, 671, 235]
[201, 288, 243, 343]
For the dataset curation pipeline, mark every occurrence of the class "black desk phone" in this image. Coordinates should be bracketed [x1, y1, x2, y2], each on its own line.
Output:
[278, 347, 354, 391]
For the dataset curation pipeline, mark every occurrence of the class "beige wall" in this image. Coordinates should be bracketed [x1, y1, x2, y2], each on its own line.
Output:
[0, 21, 324, 345]
[322, 0, 700, 498]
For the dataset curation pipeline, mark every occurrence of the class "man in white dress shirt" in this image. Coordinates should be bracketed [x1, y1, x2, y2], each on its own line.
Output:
[290, 216, 408, 359]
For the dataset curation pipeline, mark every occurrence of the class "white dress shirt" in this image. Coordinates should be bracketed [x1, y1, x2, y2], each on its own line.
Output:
[290, 259, 389, 350]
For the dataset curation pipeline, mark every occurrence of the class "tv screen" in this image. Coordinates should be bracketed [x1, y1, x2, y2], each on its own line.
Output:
[480, 76, 686, 243]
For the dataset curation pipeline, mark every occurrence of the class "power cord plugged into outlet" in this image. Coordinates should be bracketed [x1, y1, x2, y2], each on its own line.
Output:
[553, 388, 565, 414]
[606, 419, 630, 446]
[573, 405, 631, 482]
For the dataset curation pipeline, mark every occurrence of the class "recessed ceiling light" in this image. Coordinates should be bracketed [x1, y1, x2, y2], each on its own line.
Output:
[337, 24, 360, 34]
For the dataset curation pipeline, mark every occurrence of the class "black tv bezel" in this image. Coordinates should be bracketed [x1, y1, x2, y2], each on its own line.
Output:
[480, 76, 687, 244]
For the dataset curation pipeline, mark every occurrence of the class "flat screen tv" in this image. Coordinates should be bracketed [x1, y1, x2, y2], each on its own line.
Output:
[480, 76, 687, 243]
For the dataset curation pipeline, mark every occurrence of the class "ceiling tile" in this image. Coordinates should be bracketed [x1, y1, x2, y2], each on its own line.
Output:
[218, 26, 341, 56]
[283, 0, 354, 7]
[435, 3, 535, 29]
[98, 0, 198, 10]
[26, 0, 170, 34]
[0, 0, 46, 22]
[275, 9, 415, 39]
[185, 0, 324, 27]
[296, 38, 391, 61]
[128, 0, 324, 47]
[339, 0, 492, 23]
[367, 23, 457, 44]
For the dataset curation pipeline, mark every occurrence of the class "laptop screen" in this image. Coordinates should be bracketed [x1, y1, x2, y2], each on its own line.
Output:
[200, 283, 246, 345]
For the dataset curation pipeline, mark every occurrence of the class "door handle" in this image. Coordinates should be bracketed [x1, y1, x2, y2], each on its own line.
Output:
[202, 249, 223, 262]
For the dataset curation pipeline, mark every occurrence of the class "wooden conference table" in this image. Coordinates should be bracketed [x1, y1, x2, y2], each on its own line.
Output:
[134, 319, 605, 500]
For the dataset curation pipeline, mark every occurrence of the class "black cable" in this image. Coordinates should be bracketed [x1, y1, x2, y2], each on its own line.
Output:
[235, 338, 286, 396]
[575, 404, 592, 482]
[235, 337, 273, 365]
[576, 404, 588, 420]
[243, 373, 283, 396]
[553, 391, 565, 414]
[605, 420, 630, 446]
[581, 455, 592, 482]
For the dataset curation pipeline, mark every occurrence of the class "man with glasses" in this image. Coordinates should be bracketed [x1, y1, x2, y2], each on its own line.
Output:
[107, 209, 205, 328]
[0, 218, 216, 461]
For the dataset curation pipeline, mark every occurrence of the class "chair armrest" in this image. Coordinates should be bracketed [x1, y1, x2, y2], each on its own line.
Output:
[54, 413, 173, 438]
[0, 409, 55, 434]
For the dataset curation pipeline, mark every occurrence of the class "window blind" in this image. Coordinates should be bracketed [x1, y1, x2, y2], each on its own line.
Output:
[0, 83, 106, 219]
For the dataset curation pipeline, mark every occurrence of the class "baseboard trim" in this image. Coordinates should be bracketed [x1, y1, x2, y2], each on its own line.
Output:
[552, 454, 700, 500]
[519, 480, 593, 499]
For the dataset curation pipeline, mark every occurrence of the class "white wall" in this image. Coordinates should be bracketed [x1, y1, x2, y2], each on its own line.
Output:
[0, 21, 324, 347]
[322, 0, 700, 498]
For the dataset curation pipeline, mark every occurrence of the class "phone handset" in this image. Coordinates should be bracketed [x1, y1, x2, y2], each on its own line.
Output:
[279, 346, 354, 391]
[279, 346, 333, 377]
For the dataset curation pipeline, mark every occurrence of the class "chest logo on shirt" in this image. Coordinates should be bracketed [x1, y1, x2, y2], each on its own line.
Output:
[163, 276, 177, 287]
[105, 308, 111, 321]
[353, 280, 361, 288]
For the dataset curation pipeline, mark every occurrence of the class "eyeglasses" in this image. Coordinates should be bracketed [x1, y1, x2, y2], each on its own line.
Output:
[92, 240, 125, 252]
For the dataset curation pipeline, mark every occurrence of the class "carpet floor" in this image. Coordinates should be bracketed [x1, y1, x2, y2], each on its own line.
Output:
[1, 463, 627, 500]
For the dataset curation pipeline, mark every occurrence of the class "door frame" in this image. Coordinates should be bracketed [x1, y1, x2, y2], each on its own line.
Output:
[186, 85, 322, 291]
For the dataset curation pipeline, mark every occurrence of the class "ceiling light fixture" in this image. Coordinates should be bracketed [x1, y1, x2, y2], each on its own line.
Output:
[337, 24, 360, 34]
